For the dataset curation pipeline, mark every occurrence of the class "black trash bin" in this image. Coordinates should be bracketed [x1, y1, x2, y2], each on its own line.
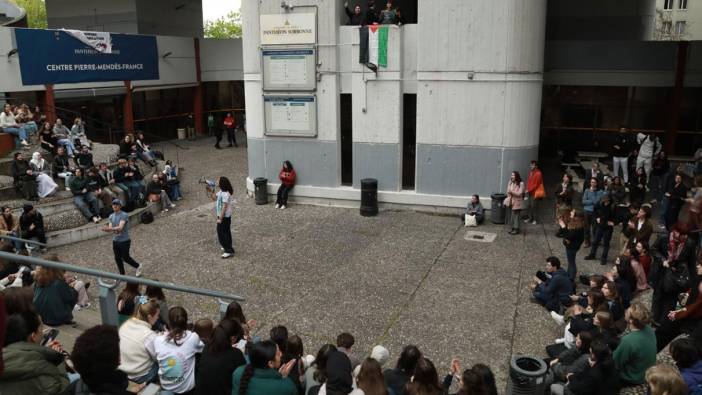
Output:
[360, 178, 378, 217]
[490, 193, 507, 224]
[506, 356, 547, 395]
[254, 177, 268, 205]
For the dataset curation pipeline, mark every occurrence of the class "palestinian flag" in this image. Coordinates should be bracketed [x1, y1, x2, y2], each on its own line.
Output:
[359, 25, 388, 72]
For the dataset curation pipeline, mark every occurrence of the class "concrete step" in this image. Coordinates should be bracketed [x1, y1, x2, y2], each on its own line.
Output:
[46, 201, 162, 248]
[4, 190, 73, 210]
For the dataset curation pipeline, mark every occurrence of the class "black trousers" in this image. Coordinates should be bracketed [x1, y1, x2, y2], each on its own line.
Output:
[226, 127, 237, 146]
[217, 217, 235, 254]
[215, 128, 223, 146]
[276, 184, 293, 205]
[113, 240, 140, 275]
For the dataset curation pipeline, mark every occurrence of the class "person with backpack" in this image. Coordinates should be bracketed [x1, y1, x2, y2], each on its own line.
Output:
[636, 132, 662, 185]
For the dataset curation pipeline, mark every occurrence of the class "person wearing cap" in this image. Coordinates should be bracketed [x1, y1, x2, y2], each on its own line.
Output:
[19, 204, 46, 252]
[102, 199, 143, 276]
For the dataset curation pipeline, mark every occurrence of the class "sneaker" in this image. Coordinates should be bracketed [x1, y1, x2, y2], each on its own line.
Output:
[275, 204, 280, 209]
[221, 247, 225, 252]
[551, 311, 565, 325]
[135, 265, 143, 277]
[163, 208, 169, 212]
[221, 252, 234, 259]
[20, 140, 29, 146]
[92, 217, 100, 223]
[523, 218, 530, 223]
[531, 220, 538, 225]
[169, 203, 176, 208]
[280, 205, 286, 210]
[65, 187, 71, 191]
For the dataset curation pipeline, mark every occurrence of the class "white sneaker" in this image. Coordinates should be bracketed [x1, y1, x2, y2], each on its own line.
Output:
[550, 311, 565, 325]
[221, 247, 225, 252]
[555, 337, 566, 344]
[163, 208, 169, 212]
[531, 220, 538, 225]
[135, 265, 143, 277]
[221, 252, 234, 259]
[170, 203, 176, 208]
[275, 204, 280, 209]
[280, 205, 286, 210]
[20, 140, 29, 146]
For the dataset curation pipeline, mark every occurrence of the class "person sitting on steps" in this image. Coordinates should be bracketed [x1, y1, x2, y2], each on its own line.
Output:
[69, 168, 101, 224]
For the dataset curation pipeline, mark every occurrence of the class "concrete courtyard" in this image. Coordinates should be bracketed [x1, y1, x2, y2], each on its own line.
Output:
[51, 137, 626, 390]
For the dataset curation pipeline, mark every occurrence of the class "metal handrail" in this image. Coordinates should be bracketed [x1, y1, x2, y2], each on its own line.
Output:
[0, 234, 47, 247]
[0, 251, 244, 302]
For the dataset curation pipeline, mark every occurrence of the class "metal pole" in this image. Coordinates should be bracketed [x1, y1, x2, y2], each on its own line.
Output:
[0, 235, 47, 247]
[98, 279, 120, 326]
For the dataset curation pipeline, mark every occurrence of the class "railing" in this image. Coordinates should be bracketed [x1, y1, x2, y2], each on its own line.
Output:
[0, 251, 245, 326]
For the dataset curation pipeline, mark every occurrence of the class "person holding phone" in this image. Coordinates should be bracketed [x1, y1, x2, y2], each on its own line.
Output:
[209, 177, 235, 258]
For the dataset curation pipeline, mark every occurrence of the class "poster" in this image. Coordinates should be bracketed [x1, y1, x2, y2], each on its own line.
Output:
[264, 96, 316, 137]
[262, 48, 316, 91]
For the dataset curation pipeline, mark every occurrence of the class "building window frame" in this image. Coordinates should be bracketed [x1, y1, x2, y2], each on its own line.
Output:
[664, 0, 675, 10]
[678, 0, 688, 10]
[662, 20, 673, 35]
[675, 20, 687, 35]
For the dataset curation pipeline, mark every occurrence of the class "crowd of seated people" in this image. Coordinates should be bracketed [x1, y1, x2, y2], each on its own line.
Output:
[0, 103, 38, 147]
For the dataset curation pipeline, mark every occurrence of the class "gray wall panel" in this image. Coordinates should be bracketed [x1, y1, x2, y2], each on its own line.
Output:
[415, 144, 538, 197]
[352, 143, 400, 191]
[247, 138, 339, 187]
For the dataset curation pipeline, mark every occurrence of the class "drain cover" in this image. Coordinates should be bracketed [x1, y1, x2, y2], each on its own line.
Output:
[463, 231, 497, 243]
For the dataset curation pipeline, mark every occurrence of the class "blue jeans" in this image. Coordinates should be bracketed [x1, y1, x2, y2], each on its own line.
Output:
[167, 183, 182, 201]
[73, 193, 99, 220]
[566, 248, 578, 281]
[659, 195, 669, 223]
[534, 283, 561, 312]
[3, 126, 29, 141]
[131, 362, 159, 384]
[590, 226, 613, 263]
[56, 138, 76, 156]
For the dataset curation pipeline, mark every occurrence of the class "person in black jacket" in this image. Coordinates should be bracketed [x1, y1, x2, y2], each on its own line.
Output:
[11, 152, 37, 201]
[344, 2, 365, 25]
[612, 127, 631, 184]
[384, 345, 421, 395]
[550, 339, 619, 395]
[365, 0, 379, 24]
[69, 168, 101, 224]
[664, 173, 689, 231]
[195, 319, 246, 395]
[530, 257, 573, 312]
[585, 195, 617, 265]
[73, 145, 94, 170]
[559, 209, 586, 281]
[19, 204, 46, 251]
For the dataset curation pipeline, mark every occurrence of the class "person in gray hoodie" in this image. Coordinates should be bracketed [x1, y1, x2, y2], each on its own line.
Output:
[636, 132, 662, 184]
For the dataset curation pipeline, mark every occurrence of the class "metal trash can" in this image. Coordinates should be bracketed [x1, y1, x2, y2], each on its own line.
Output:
[360, 178, 378, 217]
[254, 177, 268, 205]
[490, 193, 507, 224]
[177, 128, 186, 140]
[506, 356, 547, 395]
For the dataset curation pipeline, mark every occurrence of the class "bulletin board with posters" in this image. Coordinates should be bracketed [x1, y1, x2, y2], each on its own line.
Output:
[262, 47, 317, 91]
[263, 95, 317, 137]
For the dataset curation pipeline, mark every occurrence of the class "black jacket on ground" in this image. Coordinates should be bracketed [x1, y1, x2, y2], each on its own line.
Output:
[195, 348, 246, 395]
[384, 368, 411, 395]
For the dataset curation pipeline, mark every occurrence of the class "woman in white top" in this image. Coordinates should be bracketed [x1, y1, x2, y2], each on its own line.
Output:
[119, 297, 160, 384]
[29, 151, 58, 198]
[154, 306, 204, 394]
[209, 176, 235, 258]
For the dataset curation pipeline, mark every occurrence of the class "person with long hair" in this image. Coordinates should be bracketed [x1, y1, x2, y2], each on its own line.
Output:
[195, 319, 246, 395]
[524, 160, 545, 224]
[629, 242, 652, 291]
[545, 331, 594, 389]
[384, 345, 422, 395]
[145, 284, 169, 330]
[32, 264, 77, 326]
[117, 281, 141, 324]
[645, 364, 688, 395]
[305, 344, 337, 395]
[357, 358, 390, 395]
[602, 281, 625, 321]
[118, 298, 160, 384]
[505, 171, 525, 235]
[0, 206, 21, 252]
[552, 339, 619, 395]
[406, 357, 442, 395]
[559, 209, 585, 281]
[629, 167, 647, 206]
[232, 340, 297, 395]
[664, 173, 689, 231]
[276, 161, 296, 210]
[657, 260, 702, 350]
[209, 176, 235, 258]
[154, 306, 204, 394]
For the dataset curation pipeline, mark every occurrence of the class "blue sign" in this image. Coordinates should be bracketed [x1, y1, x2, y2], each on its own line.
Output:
[14, 28, 159, 85]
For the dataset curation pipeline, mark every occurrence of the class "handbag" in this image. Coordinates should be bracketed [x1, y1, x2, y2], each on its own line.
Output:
[464, 214, 477, 227]
[534, 183, 546, 199]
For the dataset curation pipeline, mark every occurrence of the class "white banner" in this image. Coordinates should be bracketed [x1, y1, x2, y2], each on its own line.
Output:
[260, 13, 316, 45]
[62, 29, 113, 53]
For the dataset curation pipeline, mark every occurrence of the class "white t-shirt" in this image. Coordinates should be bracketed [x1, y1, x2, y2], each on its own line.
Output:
[154, 330, 204, 393]
[216, 190, 232, 218]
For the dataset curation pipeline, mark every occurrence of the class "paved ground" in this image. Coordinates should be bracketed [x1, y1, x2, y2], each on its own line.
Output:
[50, 136, 655, 391]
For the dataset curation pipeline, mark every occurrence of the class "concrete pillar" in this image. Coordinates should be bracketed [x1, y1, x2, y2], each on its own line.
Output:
[415, 0, 547, 198]
[665, 41, 688, 154]
[44, 84, 56, 124]
[194, 38, 204, 135]
[123, 81, 134, 134]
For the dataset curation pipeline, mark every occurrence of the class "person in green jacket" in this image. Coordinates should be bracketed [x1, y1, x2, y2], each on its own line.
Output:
[0, 311, 70, 394]
[613, 302, 657, 387]
[231, 340, 297, 395]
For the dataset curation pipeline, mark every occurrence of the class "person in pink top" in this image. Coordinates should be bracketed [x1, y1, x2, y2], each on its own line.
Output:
[505, 171, 525, 235]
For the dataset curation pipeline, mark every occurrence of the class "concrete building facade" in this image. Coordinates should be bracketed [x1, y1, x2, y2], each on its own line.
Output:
[242, 0, 547, 208]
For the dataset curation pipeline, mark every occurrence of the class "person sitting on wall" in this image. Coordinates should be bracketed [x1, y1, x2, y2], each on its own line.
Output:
[275, 161, 296, 210]
[11, 152, 38, 201]
[113, 159, 142, 205]
[98, 162, 125, 201]
[464, 195, 484, 226]
[69, 117, 91, 149]
[69, 168, 101, 224]
[86, 166, 115, 211]
[134, 132, 158, 166]
[146, 173, 176, 213]
[118, 134, 138, 161]
[73, 145, 94, 170]
[19, 204, 46, 252]
[52, 147, 74, 191]
[162, 161, 182, 202]
[0, 103, 30, 146]
[529, 256, 573, 312]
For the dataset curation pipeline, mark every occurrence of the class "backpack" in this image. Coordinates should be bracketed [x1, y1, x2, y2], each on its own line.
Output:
[135, 193, 147, 209]
[140, 211, 154, 224]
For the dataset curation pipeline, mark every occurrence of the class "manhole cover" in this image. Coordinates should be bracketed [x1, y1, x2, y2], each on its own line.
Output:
[463, 231, 497, 243]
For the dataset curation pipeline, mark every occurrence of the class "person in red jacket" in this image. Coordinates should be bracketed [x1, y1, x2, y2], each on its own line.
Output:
[222, 112, 238, 148]
[525, 160, 545, 224]
[276, 161, 296, 209]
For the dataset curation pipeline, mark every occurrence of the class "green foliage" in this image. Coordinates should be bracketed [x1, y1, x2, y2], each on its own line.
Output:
[204, 11, 242, 39]
[10, 0, 47, 29]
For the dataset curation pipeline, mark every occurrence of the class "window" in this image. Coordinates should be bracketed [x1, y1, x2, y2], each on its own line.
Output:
[679, 0, 688, 9]
[675, 20, 686, 34]
[664, 0, 674, 9]
[662, 20, 673, 35]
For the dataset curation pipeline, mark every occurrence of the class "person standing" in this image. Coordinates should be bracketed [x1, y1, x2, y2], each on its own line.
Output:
[585, 195, 616, 265]
[275, 161, 296, 210]
[582, 177, 605, 248]
[344, 2, 364, 25]
[102, 199, 143, 276]
[636, 132, 662, 185]
[664, 173, 688, 231]
[505, 171, 525, 235]
[209, 177, 235, 258]
[525, 161, 545, 224]
[612, 126, 631, 184]
[223, 112, 237, 148]
[558, 209, 585, 281]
